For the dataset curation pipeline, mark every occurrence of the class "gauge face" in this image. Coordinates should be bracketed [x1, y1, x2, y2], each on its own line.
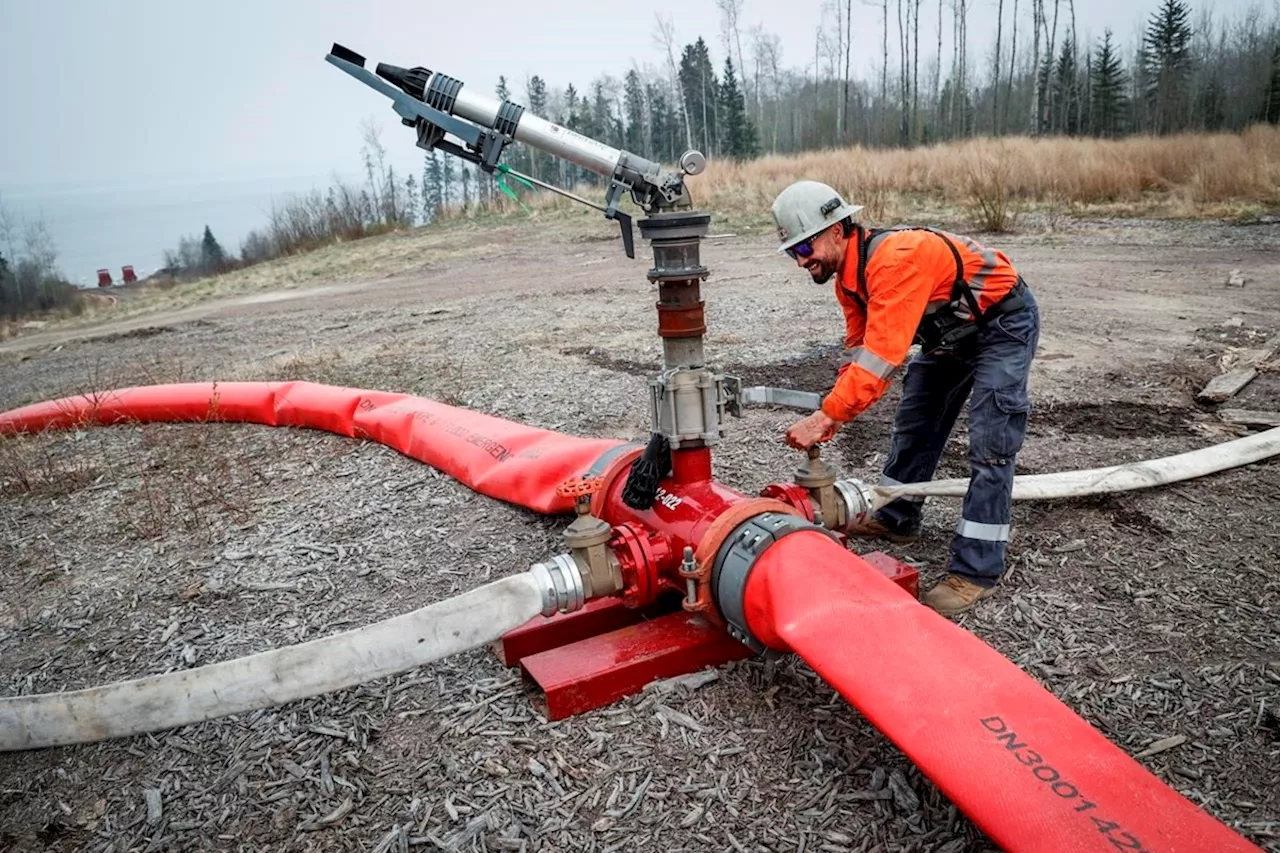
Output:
[679, 150, 707, 176]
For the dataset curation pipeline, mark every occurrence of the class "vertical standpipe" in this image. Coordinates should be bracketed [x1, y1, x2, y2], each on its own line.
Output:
[640, 213, 723, 455]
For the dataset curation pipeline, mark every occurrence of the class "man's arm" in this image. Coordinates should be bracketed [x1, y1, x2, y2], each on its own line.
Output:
[783, 286, 867, 450]
[821, 255, 934, 422]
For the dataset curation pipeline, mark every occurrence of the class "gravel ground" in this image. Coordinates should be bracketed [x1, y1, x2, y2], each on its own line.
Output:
[1, 216, 1279, 852]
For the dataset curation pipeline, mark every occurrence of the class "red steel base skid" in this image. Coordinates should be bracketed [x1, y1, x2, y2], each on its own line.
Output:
[496, 550, 919, 720]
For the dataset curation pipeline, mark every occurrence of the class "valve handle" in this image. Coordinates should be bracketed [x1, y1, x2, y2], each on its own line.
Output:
[556, 476, 604, 499]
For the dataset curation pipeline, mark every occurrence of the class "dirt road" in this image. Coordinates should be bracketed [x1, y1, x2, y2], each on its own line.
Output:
[2, 218, 1278, 852]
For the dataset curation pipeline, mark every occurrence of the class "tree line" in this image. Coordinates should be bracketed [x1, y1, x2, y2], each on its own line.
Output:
[478, 0, 1280, 178]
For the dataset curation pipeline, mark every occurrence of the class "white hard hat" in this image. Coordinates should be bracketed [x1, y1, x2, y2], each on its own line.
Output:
[771, 180, 863, 253]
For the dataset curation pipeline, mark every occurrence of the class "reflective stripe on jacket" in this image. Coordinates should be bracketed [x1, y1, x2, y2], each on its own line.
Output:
[821, 228, 1021, 423]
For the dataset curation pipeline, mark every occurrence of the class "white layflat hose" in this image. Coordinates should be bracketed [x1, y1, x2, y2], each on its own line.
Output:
[872, 425, 1280, 506]
[0, 573, 546, 752]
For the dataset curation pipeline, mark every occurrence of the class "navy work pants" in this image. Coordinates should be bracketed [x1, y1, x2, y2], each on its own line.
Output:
[877, 288, 1040, 587]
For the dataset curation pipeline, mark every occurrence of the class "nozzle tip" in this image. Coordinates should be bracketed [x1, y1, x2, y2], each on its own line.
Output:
[374, 62, 430, 101]
[329, 43, 365, 68]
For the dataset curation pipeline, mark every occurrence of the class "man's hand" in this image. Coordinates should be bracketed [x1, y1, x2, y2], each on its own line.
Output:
[785, 411, 842, 450]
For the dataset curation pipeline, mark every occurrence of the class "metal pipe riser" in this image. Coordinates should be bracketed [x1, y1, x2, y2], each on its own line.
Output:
[641, 213, 712, 282]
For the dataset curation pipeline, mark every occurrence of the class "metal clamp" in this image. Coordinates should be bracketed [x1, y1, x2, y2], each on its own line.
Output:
[493, 99, 525, 138]
[424, 72, 463, 113]
[712, 512, 841, 654]
[649, 368, 735, 448]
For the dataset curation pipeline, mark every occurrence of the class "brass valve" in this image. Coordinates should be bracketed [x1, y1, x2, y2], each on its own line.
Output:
[793, 446, 845, 530]
[556, 477, 624, 598]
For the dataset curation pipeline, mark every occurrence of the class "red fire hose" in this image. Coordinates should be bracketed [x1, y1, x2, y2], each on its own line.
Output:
[0, 381, 624, 516]
[740, 530, 1261, 853]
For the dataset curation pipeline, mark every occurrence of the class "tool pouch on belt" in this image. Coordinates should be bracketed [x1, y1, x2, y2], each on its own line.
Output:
[915, 308, 979, 354]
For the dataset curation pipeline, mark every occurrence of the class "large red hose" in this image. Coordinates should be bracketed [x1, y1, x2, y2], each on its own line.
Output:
[741, 531, 1261, 853]
[0, 382, 624, 515]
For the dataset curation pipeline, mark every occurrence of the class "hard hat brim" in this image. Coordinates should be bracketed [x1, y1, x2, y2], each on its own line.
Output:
[775, 203, 864, 253]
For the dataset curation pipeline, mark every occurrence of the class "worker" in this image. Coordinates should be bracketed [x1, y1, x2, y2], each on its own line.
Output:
[770, 180, 1039, 616]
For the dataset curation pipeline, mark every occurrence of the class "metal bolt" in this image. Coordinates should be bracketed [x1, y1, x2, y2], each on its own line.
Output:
[680, 546, 698, 606]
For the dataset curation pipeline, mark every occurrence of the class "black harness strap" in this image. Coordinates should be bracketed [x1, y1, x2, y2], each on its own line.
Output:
[847, 225, 983, 322]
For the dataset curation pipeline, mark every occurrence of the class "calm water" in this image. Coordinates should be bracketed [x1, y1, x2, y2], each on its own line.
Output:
[1, 174, 357, 287]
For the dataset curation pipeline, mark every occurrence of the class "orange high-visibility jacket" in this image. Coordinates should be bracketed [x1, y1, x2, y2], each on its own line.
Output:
[821, 228, 1022, 423]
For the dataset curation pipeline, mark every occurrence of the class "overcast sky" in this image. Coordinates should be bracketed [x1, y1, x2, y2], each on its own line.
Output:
[0, 0, 1269, 190]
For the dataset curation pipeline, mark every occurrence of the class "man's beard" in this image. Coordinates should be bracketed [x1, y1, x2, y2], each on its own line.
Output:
[807, 259, 835, 284]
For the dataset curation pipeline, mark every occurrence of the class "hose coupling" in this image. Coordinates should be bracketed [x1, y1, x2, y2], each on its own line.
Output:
[528, 554, 586, 617]
[832, 478, 876, 532]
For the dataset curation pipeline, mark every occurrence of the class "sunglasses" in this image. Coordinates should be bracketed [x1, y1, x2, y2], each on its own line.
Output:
[785, 239, 815, 260]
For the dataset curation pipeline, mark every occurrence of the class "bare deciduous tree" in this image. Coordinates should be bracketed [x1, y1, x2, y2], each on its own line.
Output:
[994, 0, 1005, 132]
[1006, 0, 1019, 132]
[653, 14, 694, 149]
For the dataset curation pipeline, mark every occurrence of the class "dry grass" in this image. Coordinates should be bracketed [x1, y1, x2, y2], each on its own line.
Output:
[684, 125, 1280, 227]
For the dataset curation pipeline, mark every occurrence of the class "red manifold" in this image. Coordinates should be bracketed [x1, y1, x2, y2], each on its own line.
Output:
[498, 447, 919, 719]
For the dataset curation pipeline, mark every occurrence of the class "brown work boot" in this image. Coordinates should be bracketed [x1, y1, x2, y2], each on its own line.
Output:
[845, 515, 921, 544]
[921, 574, 997, 616]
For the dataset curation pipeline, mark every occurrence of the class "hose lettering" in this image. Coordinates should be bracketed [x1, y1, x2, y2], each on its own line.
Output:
[465, 433, 513, 463]
[979, 716, 1153, 852]
[996, 731, 1028, 752]
[1033, 765, 1060, 783]
[1052, 781, 1080, 800]
[1015, 749, 1043, 767]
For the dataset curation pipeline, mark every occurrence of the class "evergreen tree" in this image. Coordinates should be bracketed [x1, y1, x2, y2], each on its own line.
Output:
[624, 69, 647, 155]
[718, 58, 758, 158]
[1036, 53, 1055, 134]
[200, 225, 227, 273]
[591, 80, 621, 149]
[679, 38, 719, 156]
[404, 174, 419, 227]
[560, 84, 581, 187]
[1264, 43, 1280, 125]
[1141, 0, 1193, 134]
[441, 155, 455, 209]
[1090, 30, 1129, 138]
[526, 75, 548, 115]
[495, 76, 510, 102]
[526, 75, 549, 179]
[422, 152, 443, 221]
[564, 84, 580, 124]
[647, 84, 675, 163]
[1051, 38, 1081, 135]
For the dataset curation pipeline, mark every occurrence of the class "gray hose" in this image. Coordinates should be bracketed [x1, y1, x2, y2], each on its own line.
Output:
[0, 573, 545, 751]
[872, 426, 1280, 505]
